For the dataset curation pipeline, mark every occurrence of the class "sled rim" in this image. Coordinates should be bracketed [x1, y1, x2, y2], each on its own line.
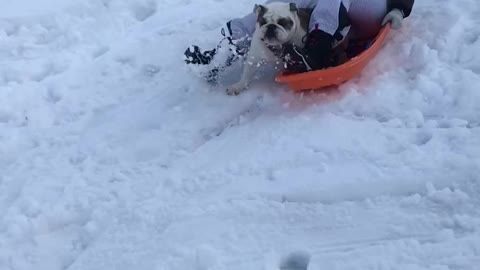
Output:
[276, 24, 391, 91]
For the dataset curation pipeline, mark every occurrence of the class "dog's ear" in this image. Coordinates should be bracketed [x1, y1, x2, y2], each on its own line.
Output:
[254, 4, 267, 16]
[289, 3, 298, 12]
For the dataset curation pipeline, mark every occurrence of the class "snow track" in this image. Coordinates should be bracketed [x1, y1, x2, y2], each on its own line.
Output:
[0, 0, 480, 269]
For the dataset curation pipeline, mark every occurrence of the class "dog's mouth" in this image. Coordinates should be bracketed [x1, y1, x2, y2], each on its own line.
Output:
[261, 24, 288, 46]
[262, 37, 286, 47]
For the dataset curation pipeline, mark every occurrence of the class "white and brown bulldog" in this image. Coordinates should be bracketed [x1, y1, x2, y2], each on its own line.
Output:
[226, 3, 312, 96]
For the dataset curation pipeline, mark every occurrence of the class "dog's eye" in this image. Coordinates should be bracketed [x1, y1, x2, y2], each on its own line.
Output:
[258, 17, 267, 26]
[277, 18, 293, 29]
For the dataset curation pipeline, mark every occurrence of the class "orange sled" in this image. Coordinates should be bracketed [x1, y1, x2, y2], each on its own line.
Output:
[276, 24, 391, 92]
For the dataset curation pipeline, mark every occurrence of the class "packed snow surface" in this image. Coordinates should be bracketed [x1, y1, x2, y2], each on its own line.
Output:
[0, 0, 479, 269]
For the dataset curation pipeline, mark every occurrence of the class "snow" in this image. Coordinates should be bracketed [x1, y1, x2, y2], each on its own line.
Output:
[0, 0, 480, 269]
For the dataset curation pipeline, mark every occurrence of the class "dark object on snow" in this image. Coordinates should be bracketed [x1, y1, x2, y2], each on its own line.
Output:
[184, 45, 217, 65]
[184, 24, 247, 83]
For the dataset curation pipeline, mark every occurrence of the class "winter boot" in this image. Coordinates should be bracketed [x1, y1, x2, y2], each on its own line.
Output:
[280, 29, 335, 74]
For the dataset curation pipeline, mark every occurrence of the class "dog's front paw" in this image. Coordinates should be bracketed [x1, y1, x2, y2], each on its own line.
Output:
[226, 84, 247, 96]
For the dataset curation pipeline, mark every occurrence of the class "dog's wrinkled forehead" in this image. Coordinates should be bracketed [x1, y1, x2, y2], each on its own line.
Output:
[255, 3, 297, 26]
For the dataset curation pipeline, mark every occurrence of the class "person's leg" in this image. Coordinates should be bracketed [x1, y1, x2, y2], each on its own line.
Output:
[183, 7, 264, 84]
[184, 2, 269, 67]
[183, 12, 256, 68]
[349, 0, 387, 39]
[183, 12, 257, 83]
[309, 0, 350, 36]
[227, 12, 257, 49]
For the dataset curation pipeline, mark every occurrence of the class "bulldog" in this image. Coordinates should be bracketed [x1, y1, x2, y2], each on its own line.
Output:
[226, 2, 311, 96]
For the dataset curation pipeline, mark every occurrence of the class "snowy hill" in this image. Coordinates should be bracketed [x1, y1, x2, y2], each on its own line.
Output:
[0, 0, 479, 269]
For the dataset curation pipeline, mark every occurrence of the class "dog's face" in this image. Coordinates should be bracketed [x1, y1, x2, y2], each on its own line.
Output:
[255, 3, 298, 47]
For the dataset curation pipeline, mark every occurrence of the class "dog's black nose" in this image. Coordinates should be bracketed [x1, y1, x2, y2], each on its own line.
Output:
[265, 24, 277, 38]
[267, 24, 277, 31]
